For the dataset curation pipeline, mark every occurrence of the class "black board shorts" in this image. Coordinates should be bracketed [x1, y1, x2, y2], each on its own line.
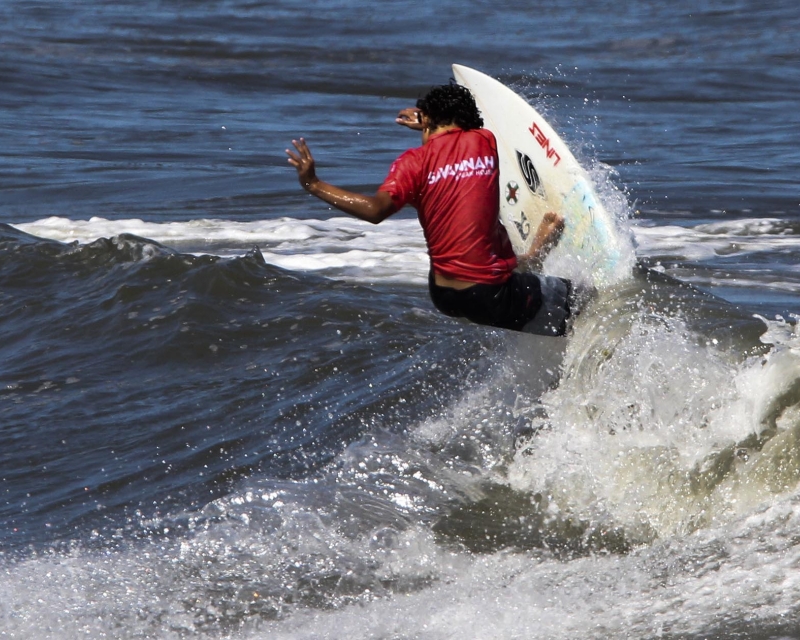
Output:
[428, 271, 572, 337]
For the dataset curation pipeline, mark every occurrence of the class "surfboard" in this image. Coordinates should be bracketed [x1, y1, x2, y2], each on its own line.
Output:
[452, 64, 628, 287]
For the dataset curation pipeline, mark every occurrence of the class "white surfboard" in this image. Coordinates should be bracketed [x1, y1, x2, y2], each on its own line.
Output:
[452, 64, 628, 287]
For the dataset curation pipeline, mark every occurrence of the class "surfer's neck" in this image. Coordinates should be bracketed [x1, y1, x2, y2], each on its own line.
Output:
[422, 123, 461, 144]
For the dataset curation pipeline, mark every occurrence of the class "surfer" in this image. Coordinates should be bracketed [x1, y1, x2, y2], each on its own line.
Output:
[286, 82, 572, 336]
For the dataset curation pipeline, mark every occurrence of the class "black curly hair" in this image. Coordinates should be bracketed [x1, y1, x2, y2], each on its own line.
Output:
[416, 81, 484, 130]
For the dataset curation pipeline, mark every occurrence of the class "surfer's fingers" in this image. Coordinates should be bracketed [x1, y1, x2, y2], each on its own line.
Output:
[290, 137, 313, 158]
[543, 213, 565, 236]
[285, 151, 306, 172]
[542, 211, 564, 225]
[396, 107, 419, 120]
[395, 108, 424, 129]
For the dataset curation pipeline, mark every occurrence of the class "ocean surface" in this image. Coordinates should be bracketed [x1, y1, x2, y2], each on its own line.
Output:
[2, 1, 800, 638]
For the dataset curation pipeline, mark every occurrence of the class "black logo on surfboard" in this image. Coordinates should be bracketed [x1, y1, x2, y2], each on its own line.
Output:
[512, 210, 531, 241]
[515, 151, 543, 196]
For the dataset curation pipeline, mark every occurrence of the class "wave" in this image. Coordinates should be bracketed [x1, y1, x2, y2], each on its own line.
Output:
[5, 217, 800, 637]
[4, 290, 800, 637]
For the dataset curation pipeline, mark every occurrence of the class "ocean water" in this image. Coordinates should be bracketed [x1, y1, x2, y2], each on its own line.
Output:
[2, 1, 800, 638]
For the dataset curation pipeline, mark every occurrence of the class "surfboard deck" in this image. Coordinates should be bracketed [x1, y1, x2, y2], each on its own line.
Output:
[452, 64, 628, 287]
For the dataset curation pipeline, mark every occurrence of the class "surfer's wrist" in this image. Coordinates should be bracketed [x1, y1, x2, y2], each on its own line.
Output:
[303, 177, 322, 194]
[518, 251, 543, 272]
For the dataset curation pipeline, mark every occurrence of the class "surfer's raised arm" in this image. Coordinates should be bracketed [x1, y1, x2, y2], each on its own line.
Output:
[285, 137, 396, 225]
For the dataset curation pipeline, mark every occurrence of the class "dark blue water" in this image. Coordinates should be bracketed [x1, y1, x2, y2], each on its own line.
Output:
[2, 1, 800, 638]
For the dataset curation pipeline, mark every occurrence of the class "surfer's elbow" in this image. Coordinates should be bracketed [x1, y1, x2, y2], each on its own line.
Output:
[364, 192, 397, 224]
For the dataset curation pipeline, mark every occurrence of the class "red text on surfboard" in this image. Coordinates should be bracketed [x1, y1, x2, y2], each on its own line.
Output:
[528, 122, 561, 166]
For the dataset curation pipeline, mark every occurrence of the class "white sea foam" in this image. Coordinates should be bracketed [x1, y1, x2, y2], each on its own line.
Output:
[634, 217, 800, 265]
[16, 214, 798, 288]
[14, 215, 432, 284]
[252, 493, 800, 639]
[502, 302, 800, 543]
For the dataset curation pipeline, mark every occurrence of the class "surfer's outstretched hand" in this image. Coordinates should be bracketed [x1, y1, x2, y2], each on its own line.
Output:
[396, 108, 424, 130]
[286, 138, 318, 191]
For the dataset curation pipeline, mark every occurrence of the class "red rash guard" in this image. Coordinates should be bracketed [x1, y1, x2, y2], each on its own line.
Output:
[379, 128, 517, 284]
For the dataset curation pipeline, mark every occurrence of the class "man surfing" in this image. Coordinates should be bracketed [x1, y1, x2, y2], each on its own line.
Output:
[286, 82, 572, 336]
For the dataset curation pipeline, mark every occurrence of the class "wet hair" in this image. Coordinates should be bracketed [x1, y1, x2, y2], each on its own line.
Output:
[416, 81, 484, 130]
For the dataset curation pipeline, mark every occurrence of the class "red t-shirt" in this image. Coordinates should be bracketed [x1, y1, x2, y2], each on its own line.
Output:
[379, 128, 517, 284]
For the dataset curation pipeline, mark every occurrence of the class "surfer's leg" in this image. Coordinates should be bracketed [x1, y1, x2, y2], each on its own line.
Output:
[565, 281, 597, 321]
[428, 271, 524, 329]
[517, 273, 572, 337]
[428, 272, 503, 326]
